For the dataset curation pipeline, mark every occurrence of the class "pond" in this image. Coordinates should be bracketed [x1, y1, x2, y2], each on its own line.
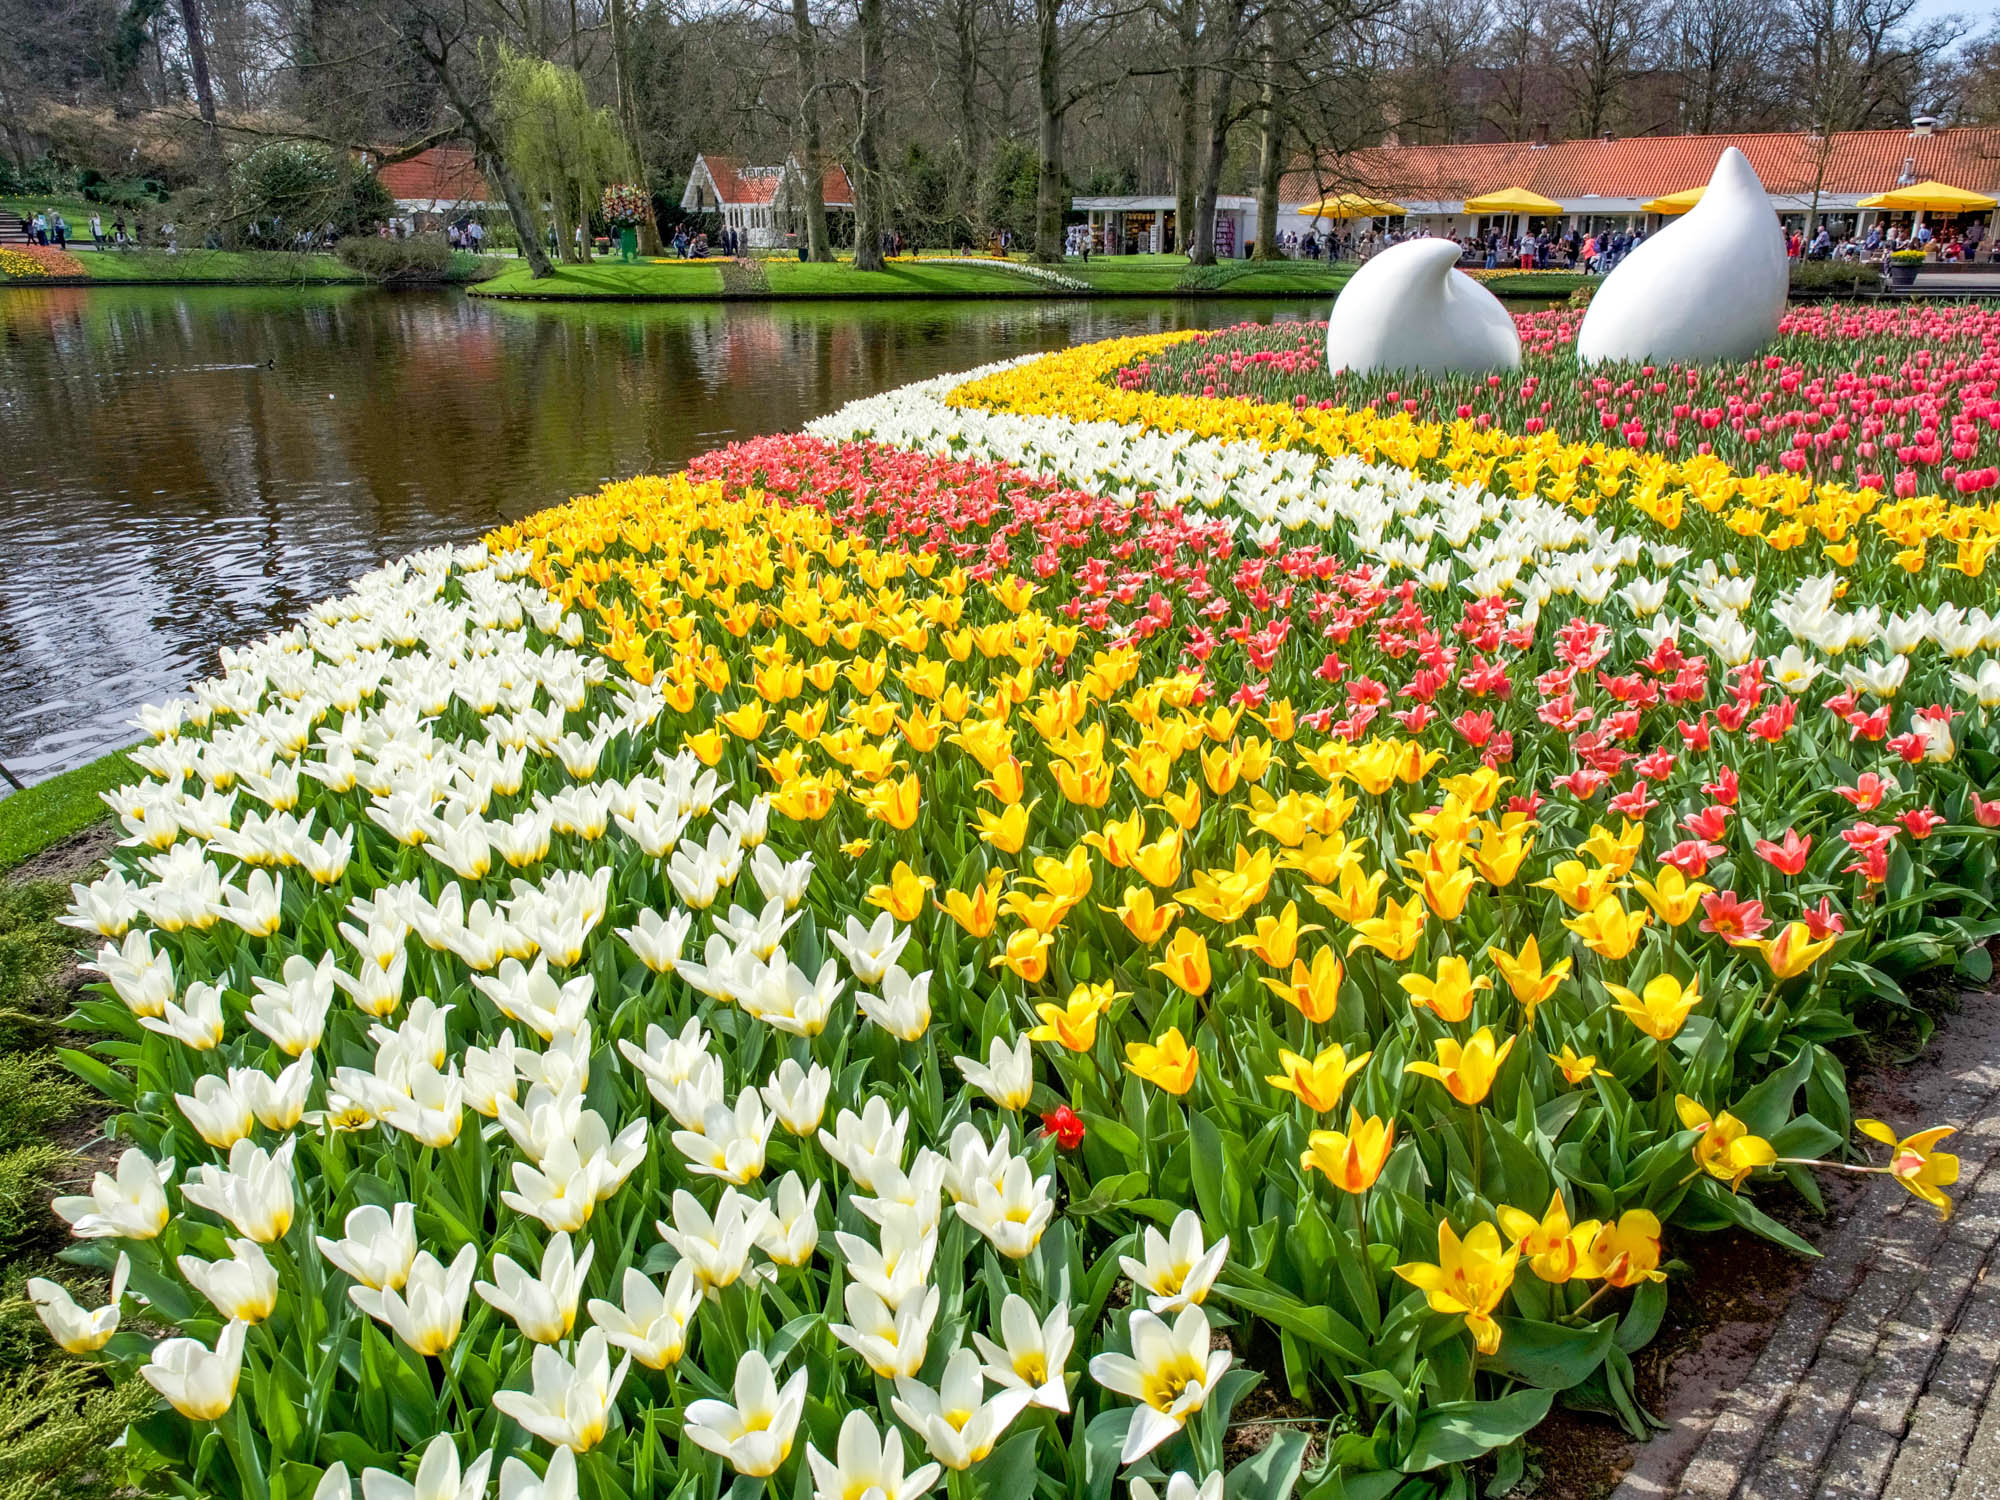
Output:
[0, 287, 1326, 783]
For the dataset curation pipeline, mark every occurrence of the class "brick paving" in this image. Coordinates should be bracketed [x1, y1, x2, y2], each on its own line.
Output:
[1611, 987, 2000, 1500]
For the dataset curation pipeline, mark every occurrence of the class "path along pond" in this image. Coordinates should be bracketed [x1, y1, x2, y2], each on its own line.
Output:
[0, 286, 1324, 782]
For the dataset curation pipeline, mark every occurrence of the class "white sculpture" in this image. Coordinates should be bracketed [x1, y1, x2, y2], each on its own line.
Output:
[1576, 147, 1787, 366]
[1325, 238, 1522, 377]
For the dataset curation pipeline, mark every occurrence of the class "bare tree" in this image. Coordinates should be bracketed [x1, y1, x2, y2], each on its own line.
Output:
[1546, 0, 1657, 139]
[789, 0, 834, 259]
[1664, 0, 1783, 134]
[1785, 0, 1967, 234]
[176, 0, 223, 172]
[851, 0, 886, 267]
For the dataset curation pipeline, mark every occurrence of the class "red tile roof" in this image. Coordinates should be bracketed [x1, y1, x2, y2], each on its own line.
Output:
[375, 147, 494, 205]
[691, 155, 854, 209]
[1282, 127, 2000, 206]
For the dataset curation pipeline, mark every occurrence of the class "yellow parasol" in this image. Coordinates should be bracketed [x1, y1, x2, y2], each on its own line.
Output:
[1297, 193, 1406, 219]
[1462, 187, 1564, 214]
[1856, 180, 1997, 213]
[1642, 186, 1705, 215]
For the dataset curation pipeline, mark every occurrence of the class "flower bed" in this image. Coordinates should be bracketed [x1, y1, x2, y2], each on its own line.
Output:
[0, 243, 88, 279]
[1115, 308, 2000, 503]
[35, 322, 1999, 1500]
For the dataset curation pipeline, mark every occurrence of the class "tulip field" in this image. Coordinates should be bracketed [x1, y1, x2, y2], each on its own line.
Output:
[36, 305, 2000, 1500]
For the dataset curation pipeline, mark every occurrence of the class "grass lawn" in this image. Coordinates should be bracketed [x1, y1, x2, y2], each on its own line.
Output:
[473, 251, 1589, 302]
[474, 252, 1345, 300]
[0, 192, 103, 226]
[61, 248, 360, 282]
[475, 256, 1072, 299]
[0, 749, 133, 875]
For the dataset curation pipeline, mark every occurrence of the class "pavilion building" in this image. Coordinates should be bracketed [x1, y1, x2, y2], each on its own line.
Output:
[679, 155, 855, 250]
[1075, 122, 2000, 256]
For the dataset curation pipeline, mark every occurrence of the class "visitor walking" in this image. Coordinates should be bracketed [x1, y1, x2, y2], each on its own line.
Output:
[51, 212, 67, 249]
[89, 213, 102, 250]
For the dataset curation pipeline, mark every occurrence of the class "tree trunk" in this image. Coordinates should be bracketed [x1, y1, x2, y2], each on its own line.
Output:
[791, 0, 833, 261]
[1032, 0, 1065, 262]
[428, 50, 552, 278]
[852, 0, 886, 271]
[955, 0, 983, 168]
[1187, 0, 1247, 267]
[1252, 21, 1282, 260]
[177, 0, 223, 176]
[1172, 0, 1198, 254]
[607, 0, 660, 255]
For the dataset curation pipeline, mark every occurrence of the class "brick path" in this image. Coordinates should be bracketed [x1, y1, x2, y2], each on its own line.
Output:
[1612, 987, 2000, 1500]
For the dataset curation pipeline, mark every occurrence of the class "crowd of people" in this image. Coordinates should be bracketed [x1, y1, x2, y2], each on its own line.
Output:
[10, 207, 182, 251]
[1791, 219, 1992, 263]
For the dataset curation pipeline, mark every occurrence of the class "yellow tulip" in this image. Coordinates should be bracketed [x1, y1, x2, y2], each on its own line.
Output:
[1345, 895, 1426, 962]
[1027, 984, 1118, 1052]
[1124, 1028, 1200, 1095]
[1129, 829, 1184, 889]
[1157, 781, 1203, 832]
[1267, 1043, 1371, 1113]
[1227, 901, 1319, 968]
[1405, 1027, 1516, 1106]
[859, 774, 922, 831]
[1309, 865, 1386, 925]
[989, 928, 1052, 983]
[1496, 1193, 1601, 1284]
[1563, 896, 1651, 960]
[1081, 810, 1146, 868]
[1578, 820, 1645, 880]
[1394, 1219, 1519, 1355]
[975, 802, 1031, 854]
[866, 862, 935, 924]
[935, 872, 1005, 937]
[1484, 937, 1571, 1016]
[1736, 921, 1836, 980]
[1590, 1211, 1667, 1287]
[1606, 973, 1701, 1042]
[1301, 1110, 1395, 1193]
[1399, 955, 1493, 1023]
[1857, 1119, 1960, 1220]
[1630, 865, 1713, 928]
[684, 728, 728, 766]
[1674, 1096, 1777, 1191]
[1103, 885, 1181, 946]
[1549, 1045, 1604, 1086]
[1260, 948, 1344, 1024]
[1149, 929, 1212, 997]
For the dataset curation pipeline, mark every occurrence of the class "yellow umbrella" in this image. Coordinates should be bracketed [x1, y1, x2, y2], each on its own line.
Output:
[1857, 180, 1997, 212]
[1462, 187, 1564, 214]
[1642, 186, 1705, 215]
[1298, 192, 1406, 219]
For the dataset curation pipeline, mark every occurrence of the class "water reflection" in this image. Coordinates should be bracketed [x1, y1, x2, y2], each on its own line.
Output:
[0, 286, 1320, 781]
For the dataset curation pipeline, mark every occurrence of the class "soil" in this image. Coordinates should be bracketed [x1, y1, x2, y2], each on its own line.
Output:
[7, 819, 119, 887]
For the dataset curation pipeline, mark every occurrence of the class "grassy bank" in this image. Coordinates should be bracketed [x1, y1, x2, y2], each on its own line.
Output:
[472, 253, 1595, 302]
[1, 245, 502, 288]
[0, 750, 132, 876]
[472, 252, 1360, 300]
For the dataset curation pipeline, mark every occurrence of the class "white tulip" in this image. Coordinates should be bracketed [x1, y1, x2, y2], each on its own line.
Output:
[316, 1202, 418, 1291]
[141, 1318, 247, 1421]
[684, 1350, 807, 1477]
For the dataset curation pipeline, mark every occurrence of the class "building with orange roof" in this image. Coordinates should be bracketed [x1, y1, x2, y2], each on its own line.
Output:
[1278, 122, 2000, 241]
[373, 147, 499, 230]
[680, 155, 855, 249]
[1078, 122, 2000, 256]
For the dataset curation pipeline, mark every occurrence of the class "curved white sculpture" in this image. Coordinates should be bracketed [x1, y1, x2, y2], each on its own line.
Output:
[1325, 238, 1522, 377]
[1576, 147, 1787, 366]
